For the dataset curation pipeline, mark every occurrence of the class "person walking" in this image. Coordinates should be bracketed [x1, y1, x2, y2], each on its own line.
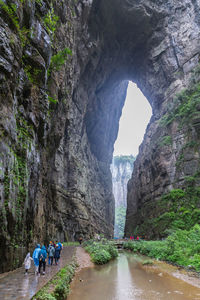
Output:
[23, 252, 33, 275]
[48, 243, 55, 266]
[78, 236, 83, 245]
[55, 240, 63, 254]
[54, 244, 60, 265]
[38, 245, 47, 275]
[32, 244, 41, 275]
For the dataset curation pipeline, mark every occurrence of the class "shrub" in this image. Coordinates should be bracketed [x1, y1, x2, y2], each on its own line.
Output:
[124, 225, 200, 271]
[54, 280, 68, 300]
[33, 260, 76, 300]
[49, 48, 72, 75]
[84, 239, 118, 265]
[159, 135, 172, 147]
[91, 249, 111, 264]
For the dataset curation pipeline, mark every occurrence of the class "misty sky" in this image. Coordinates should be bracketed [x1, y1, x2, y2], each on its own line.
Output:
[114, 82, 152, 156]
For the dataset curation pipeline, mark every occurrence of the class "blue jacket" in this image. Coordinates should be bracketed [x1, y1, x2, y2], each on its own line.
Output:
[32, 244, 41, 259]
[54, 247, 60, 258]
[58, 242, 63, 250]
[38, 246, 47, 262]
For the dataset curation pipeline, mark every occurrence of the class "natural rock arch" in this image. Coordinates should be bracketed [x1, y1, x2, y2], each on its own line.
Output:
[85, 0, 200, 238]
[1, 0, 200, 272]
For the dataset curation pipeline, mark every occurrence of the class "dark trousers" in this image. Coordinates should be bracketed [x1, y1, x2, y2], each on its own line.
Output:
[49, 256, 53, 265]
[39, 260, 46, 273]
[55, 257, 59, 265]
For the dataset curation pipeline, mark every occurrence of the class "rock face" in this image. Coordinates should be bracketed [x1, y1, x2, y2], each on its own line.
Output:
[1, 0, 200, 272]
[124, 0, 200, 239]
[0, 0, 124, 272]
[111, 156, 134, 208]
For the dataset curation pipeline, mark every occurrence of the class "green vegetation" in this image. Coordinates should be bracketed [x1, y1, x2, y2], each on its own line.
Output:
[115, 206, 126, 238]
[33, 260, 77, 300]
[113, 155, 136, 166]
[62, 241, 79, 246]
[48, 95, 58, 104]
[0, 1, 19, 31]
[158, 135, 172, 147]
[124, 224, 200, 271]
[24, 64, 43, 85]
[132, 187, 200, 239]
[43, 7, 59, 39]
[160, 82, 200, 128]
[0, 1, 30, 46]
[49, 48, 72, 75]
[3, 112, 34, 247]
[83, 239, 118, 265]
[142, 259, 154, 265]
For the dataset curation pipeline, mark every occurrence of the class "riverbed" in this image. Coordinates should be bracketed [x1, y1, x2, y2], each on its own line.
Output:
[68, 251, 200, 300]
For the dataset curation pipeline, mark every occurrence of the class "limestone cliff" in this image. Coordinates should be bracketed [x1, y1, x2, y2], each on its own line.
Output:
[0, 0, 125, 272]
[124, 0, 200, 239]
[1, 0, 200, 272]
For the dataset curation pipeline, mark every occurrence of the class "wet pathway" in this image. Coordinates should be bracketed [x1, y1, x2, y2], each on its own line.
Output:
[0, 246, 75, 300]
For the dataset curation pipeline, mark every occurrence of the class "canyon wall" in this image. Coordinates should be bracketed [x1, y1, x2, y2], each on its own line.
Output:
[0, 0, 127, 272]
[1, 0, 200, 271]
[124, 0, 200, 239]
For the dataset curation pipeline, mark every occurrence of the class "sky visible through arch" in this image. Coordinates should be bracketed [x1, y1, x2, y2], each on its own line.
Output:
[114, 81, 152, 157]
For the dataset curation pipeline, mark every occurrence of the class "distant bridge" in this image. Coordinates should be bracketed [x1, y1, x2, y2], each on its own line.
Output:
[113, 239, 126, 248]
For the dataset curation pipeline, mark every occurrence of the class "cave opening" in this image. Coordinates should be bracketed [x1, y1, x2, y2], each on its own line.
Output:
[111, 81, 152, 238]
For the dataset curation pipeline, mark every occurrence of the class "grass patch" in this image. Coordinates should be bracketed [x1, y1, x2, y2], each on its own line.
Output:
[83, 239, 118, 265]
[142, 260, 154, 265]
[62, 242, 79, 246]
[124, 224, 200, 271]
[32, 259, 77, 300]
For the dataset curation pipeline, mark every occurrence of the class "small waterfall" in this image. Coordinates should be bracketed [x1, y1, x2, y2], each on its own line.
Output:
[111, 156, 135, 238]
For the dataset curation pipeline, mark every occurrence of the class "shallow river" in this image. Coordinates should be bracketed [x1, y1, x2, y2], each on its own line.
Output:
[68, 252, 200, 300]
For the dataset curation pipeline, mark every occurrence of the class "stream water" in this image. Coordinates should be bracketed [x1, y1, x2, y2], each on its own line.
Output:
[68, 252, 200, 300]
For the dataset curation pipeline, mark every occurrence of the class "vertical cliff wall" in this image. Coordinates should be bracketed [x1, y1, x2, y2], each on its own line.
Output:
[124, 0, 200, 239]
[1, 0, 200, 272]
[0, 0, 127, 272]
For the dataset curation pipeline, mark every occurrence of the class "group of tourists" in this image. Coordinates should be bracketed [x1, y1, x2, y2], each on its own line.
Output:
[24, 241, 63, 276]
[129, 236, 140, 240]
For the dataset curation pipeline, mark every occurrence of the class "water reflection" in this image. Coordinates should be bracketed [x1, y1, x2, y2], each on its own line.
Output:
[115, 253, 142, 299]
[68, 252, 200, 300]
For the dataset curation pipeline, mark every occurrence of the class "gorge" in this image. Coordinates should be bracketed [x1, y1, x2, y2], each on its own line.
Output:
[111, 155, 134, 238]
[1, 0, 200, 273]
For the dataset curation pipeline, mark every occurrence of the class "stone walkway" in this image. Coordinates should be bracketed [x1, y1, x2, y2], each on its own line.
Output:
[0, 246, 75, 300]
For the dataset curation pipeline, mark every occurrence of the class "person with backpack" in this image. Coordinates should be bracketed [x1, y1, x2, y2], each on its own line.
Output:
[32, 244, 41, 275]
[58, 241, 63, 251]
[48, 243, 55, 266]
[55, 240, 63, 252]
[54, 244, 60, 265]
[38, 245, 47, 275]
